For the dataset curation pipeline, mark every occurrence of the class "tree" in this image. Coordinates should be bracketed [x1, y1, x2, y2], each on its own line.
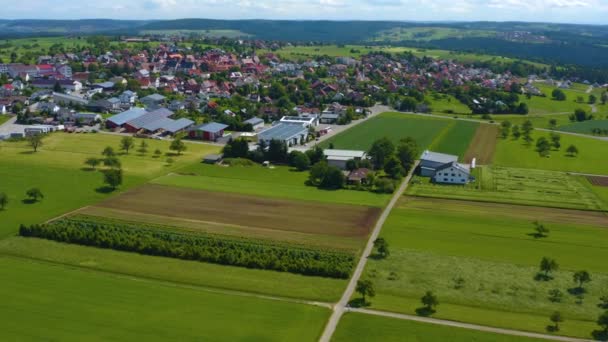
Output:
[103, 168, 123, 190]
[599, 296, 608, 309]
[103, 156, 121, 169]
[589, 94, 597, 104]
[26, 188, 43, 202]
[540, 257, 559, 278]
[511, 125, 521, 139]
[154, 148, 162, 158]
[309, 161, 329, 186]
[552, 89, 566, 101]
[566, 144, 579, 157]
[598, 311, 608, 334]
[602, 91, 608, 105]
[550, 133, 561, 150]
[536, 137, 551, 157]
[533, 221, 550, 238]
[500, 121, 512, 139]
[550, 311, 563, 332]
[26, 134, 44, 152]
[548, 119, 558, 129]
[384, 156, 404, 179]
[137, 140, 148, 155]
[421, 291, 439, 311]
[522, 120, 534, 145]
[102, 146, 116, 157]
[266, 139, 288, 163]
[397, 137, 418, 173]
[368, 137, 395, 169]
[573, 270, 591, 289]
[548, 289, 563, 303]
[0, 192, 8, 210]
[373, 238, 390, 258]
[572, 108, 591, 122]
[119, 137, 134, 154]
[170, 138, 187, 156]
[305, 146, 325, 165]
[84, 157, 100, 170]
[356, 279, 375, 303]
[223, 138, 250, 159]
[289, 151, 311, 171]
[320, 166, 345, 190]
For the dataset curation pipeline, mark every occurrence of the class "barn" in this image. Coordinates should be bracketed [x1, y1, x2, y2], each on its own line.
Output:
[189, 122, 228, 141]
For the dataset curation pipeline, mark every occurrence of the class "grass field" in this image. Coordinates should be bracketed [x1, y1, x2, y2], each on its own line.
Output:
[407, 166, 607, 211]
[80, 183, 379, 251]
[153, 163, 391, 208]
[358, 196, 608, 338]
[369, 27, 494, 43]
[427, 93, 473, 115]
[494, 131, 608, 174]
[429, 120, 479, 158]
[0, 115, 10, 125]
[333, 313, 545, 342]
[319, 112, 451, 151]
[463, 124, 499, 164]
[0, 237, 346, 301]
[0, 133, 219, 238]
[558, 120, 608, 135]
[0, 256, 329, 341]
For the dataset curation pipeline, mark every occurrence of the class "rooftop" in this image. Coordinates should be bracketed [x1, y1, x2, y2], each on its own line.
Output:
[420, 150, 458, 164]
[324, 149, 367, 161]
[107, 107, 147, 126]
[195, 122, 229, 133]
[258, 123, 308, 141]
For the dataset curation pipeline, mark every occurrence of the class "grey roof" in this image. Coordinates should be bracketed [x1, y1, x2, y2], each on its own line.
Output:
[320, 113, 340, 119]
[53, 92, 89, 105]
[94, 81, 115, 89]
[195, 122, 229, 133]
[108, 97, 120, 104]
[127, 110, 173, 129]
[148, 107, 174, 117]
[258, 123, 307, 141]
[324, 149, 367, 161]
[420, 150, 458, 164]
[244, 117, 264, 125]
[107, 107, 147, 126]
[142, 117, 174, 131]
[163, 118, 194, 133]
[74, 112, 101, 119]
[436, 161, 471, 174]
[142, 94, 166, 102]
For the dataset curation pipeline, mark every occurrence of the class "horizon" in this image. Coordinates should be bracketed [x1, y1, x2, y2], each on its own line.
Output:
[3, 0, 608, 25]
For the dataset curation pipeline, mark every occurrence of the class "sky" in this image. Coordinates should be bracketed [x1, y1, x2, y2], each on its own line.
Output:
[3, 0, 608, 24]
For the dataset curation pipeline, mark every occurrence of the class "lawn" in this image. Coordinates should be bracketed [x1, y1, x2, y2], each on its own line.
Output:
[0, 133, 219, 237]
[357, 196, 608, 338]
[0, 256, 329, 341]
[407, 166, 607, 211]
[153, 163, 390, 208]
[0, 237, 346, 302]
[333, 313, 545, 342]
[494, 131, 608, 174]
[558, 120, 608, 135]
[429, 120, 479, 158]
[427, 92, 472, 115]
[319, 112, 451, 151]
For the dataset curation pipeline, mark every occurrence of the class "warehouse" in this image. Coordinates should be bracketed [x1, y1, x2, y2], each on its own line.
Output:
[258, 123, 308, 146]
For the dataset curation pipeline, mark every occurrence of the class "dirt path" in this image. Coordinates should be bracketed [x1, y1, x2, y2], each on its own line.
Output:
[318, 161, 419, 342]
[350, 308, 592, 342]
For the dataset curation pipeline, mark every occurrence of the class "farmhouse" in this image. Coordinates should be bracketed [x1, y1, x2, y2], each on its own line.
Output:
[258, 123, 308, 146]
[420, 150, 473, 184]
[189, 122, 228, 141]
[324, 149, 367, 170]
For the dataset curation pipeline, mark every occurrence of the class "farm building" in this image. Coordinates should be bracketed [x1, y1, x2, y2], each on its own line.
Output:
[324, 149, 367, 170]
[420, 150, 473, 184]
[243, 117, 265, 130]
[123, 108, 174, 133]
[189, 122, 228, 141]
[106, 108, 147, 129]
[258, 123, 308, 146]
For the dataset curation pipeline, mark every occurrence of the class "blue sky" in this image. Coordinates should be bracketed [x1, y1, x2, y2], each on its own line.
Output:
[4, 0, 608, 24]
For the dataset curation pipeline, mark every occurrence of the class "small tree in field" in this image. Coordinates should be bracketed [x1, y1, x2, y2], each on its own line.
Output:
[539, 257, 559, 280]
[533, 221, 550, 238]
[85, 157, 100, 170]
[26, 188, 43, 202]
[549, 311, 563, 332]
[356, 280, 375, 303]
[421, 291, 439, 312]
[120, 136, 134, 154]
[170, 138, 186, 155]
[102, 146, 116, 157]
[0, 192, 8, 210]
[103, 169, 123, 190]
[573, 270, 591, 290]
[137, 140, 148, 155]
[27, 134, 44, 152]
[373, 238, 390, 258]
[153, 148, 162, 158]
[566, 145, 579, 157]
[597, 311, 608, 334]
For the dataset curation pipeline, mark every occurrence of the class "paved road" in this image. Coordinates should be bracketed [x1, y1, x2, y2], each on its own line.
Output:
[0, 116, 25, 136]
[318, 161, 420, 342]
[350, 308, 592, 342]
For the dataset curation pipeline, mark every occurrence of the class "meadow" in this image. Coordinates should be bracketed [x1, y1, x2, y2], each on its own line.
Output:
[427, 92, 473, 115]
[494, 131, 608, 174]
[153, 163, 391, 208]
[359, 196, 608, 338]
[333, 313, 545, 342]
[428, 120, 479, 158]
[407, 166, 607, 211]
[0, 256, 330, 341]
[558, 119, 608, 135]
[0, 133, 219, 238]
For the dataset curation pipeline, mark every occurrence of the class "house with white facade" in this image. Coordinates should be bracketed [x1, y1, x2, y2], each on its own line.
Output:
[419, 150, 474, 185]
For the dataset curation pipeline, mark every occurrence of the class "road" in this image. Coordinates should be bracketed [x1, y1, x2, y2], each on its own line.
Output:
[0, 116, 25, 136]
[318, 160, 420, 342]
[350, 308, 592, 342]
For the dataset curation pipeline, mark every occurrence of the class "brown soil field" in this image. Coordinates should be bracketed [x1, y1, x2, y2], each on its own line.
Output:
[93, 184, 381, 239]
[463, 124, 499, 164]
[401, 196, 608, 227]
[587, 175, 608, 187]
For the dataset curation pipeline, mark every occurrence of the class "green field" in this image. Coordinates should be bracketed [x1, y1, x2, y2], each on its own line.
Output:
[359, 197, 608, 338]
[0, 133, 219, 238]
[369, 27, 494, 43]
[558, 120, 608, 135]
[494, 131, 608, 174]
[428, 120, 479, 158]
[153, 163, 390, 207]
[0, 115, 10, 125]
[407, 166, 607, 211]
[333, 313, 545, 342]
[0, 256, 329, 341]
[427, 93, 473, 115]
[320, 112, 452, 151]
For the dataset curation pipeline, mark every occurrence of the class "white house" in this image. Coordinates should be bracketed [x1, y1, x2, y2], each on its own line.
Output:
[432, 162, 473, 185]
